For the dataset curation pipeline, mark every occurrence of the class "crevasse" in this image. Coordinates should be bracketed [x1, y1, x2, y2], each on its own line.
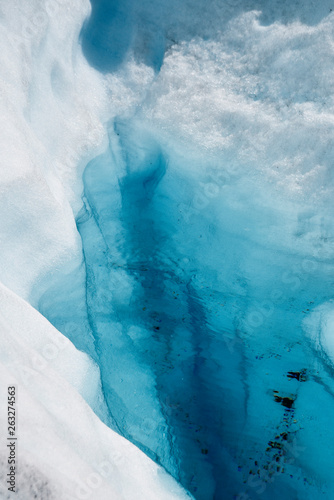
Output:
[34, 0, 334, 499]
[0, 0, 191, 499]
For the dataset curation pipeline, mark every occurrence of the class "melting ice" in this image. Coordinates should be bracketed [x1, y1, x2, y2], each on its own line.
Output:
[1, 0, 334, 499]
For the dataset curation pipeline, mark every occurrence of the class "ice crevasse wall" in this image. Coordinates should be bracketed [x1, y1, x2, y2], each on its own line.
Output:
[0, 0, 190, 499]
[1, 0, 334, 499]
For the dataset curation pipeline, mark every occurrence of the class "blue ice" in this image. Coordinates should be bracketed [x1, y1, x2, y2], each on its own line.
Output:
[37, 1, 334, 499]
[38, 120, 334, 499]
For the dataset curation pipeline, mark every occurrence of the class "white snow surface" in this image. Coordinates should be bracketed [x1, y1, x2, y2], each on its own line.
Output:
[0, 0, 109, 300]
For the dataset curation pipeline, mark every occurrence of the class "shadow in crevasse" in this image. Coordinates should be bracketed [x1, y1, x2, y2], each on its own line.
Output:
[80, 0, 166, 73]
[80, 0, 333, 74]
[80, 0, 134, 73]
[74, 120, 249, 499]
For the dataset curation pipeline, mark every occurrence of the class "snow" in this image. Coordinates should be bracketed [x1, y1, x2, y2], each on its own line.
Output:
[0, 282, 190, 499]
[0, 0, 109, 300]
[1, 0, 334, 498]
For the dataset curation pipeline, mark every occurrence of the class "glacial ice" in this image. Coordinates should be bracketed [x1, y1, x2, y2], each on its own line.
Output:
[1, 0, 334, 499]
[0, 1, 192, 499]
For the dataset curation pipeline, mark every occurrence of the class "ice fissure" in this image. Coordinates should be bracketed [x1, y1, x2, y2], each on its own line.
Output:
[77, 124, 239, 499]
[40, 116, 334, 499]
[75, 125, 233, 498]
[26, 0, 334, 499]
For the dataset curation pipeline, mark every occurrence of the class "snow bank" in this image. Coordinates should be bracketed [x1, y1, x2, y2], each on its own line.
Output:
[0, 283, 190, 499]
[139, 10, 334, 215]
[0, 0, 108, 300]
[96, 7, 334, 263]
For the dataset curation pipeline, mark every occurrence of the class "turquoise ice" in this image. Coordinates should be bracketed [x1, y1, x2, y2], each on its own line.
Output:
[37, 1, 334, 499]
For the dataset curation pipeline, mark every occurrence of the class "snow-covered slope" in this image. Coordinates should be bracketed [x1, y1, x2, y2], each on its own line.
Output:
[0, 282, 190, 499]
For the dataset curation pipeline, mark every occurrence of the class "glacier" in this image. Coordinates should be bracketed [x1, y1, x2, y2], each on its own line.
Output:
[0, 1, 191, 499]
[1, 0, 334, 500]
